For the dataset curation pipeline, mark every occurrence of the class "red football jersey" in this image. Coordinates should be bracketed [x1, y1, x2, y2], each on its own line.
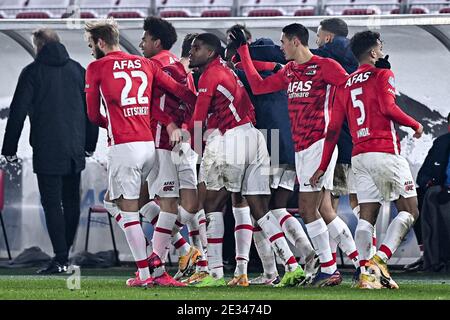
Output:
[318, 64, 421, 171]
[150, 50, 195, 150]
[237, 45, 348, 152]
[189, 57, 252, 134]
[85, 51, 196, 146]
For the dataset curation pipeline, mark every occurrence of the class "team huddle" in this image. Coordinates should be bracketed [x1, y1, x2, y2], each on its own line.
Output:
[84, 17, 423, 290]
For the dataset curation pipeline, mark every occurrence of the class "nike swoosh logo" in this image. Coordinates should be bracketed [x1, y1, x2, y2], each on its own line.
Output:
[434, 162, 441, 166]
[303, 183, 311, 186]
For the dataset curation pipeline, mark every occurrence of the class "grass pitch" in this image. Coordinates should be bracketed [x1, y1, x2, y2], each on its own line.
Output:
[0, 267, 449, 300]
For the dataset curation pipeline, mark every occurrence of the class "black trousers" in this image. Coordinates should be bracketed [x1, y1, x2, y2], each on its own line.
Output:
[422, 185, 450, 272]
[36, 172, 81, 264]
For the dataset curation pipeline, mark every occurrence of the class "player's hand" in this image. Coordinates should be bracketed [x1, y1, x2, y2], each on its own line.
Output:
[309, 169, 325, 188]
[5, 155, 18, 163]
[375, 55, 391, 69]
[229, 27, 247, 48]
[167, 122, 182, 147]
[413, 123, 423, 139]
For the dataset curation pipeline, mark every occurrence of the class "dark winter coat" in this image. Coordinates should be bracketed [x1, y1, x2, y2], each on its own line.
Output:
[236, 38, 295, 166]
[2, 42, 98, 175]
[417, 132, 450, 188]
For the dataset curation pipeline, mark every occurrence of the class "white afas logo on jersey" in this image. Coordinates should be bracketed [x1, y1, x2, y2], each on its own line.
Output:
[287, 81, 312, 98]
[113, 59, 142, 70]
[345, 72, 371, 88]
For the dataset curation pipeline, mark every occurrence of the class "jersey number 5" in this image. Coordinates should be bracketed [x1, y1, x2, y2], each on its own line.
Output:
[350, 87, 365, 126]
[113, 71, 149, 106]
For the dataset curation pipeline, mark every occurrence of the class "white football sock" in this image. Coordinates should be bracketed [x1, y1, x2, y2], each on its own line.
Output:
[122, 211, 149, 280]
[252, 221, 278, 277]
[140, 201, 160, 225]
[327, 216, 359, 269]
[271, 208, 315, 261]
[355, 218, 374, 273]
[377, 211, 415, 263]
[233, 206, 253, 276]
[305, 218, 336, 274]
[206, 212, 224, 279]
[152, 211, 177, 262]
[103, 200, 124, 231]
[257, 212, 298, 272]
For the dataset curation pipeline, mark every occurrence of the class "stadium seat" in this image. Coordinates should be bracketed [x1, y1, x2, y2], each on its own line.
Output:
[159, 10, 190, 17]
[247, 9, 284, 16]
[408, 0, 447, 14]
[439, 7, 450, 13]
[16, 11, 51, 18]
[410, 7, 428, 13]
[201, 9, 232, 17]
[390, 8, 400, 13]
[0, 170, 12, 260]
[108, 10, 144, 18]
[84, 205, 120, 266]
[294, 8, 315, 15]
[61, 11, 98, 18]
[342, 8, 376, 15]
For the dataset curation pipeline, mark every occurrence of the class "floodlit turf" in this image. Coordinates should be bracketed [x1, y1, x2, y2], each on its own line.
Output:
[0, 268, 449, 300]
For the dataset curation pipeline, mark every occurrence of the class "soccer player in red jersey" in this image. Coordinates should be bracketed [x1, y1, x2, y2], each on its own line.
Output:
[136, 17, 205, 286]
[188, 33, 305, 287]
[84, 19, 196, 287]
[232, 23, 351, 286]
[310, 31, 423, 289]
[178, 33, 211, 284]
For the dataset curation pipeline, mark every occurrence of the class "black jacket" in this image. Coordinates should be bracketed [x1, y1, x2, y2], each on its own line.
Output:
[1, 42, 98, 175]
[417, 132, 450, 189]
[236, 38, 295, 166]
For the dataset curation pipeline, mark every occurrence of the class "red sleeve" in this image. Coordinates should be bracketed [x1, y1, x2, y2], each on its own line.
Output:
[85, 62, 107, 129]
[237, 45, 288, 94]
[377, 70, 420, 131]
[150, 60, 197, 107]
[318, 87, 346, 171]
[322, 58, 348, 86]
[235, 60, 276, 72]
[188, 74, 214, 131]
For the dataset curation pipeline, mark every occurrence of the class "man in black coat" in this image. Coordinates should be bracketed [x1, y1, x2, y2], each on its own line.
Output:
[1, 28, 98, 274]
[404, 112, 450, 272]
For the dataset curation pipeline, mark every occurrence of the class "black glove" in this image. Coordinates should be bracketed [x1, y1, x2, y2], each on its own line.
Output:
[229, 27, 247, 48]
[375, 55, 391, 69]
[5, 155, 18, 163]
[273, 63, 283, 73]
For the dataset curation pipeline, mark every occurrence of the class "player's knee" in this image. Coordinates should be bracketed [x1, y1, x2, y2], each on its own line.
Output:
[298, 195, 315, 215]
[159, 198, 178, 213]
[180, 202, 198, 215]
[204, 199, 222, 214]
[397, 197, 419, 221]
[270, 197, 285, 210]
[409, 206, 420, 221]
